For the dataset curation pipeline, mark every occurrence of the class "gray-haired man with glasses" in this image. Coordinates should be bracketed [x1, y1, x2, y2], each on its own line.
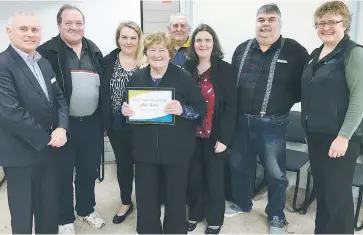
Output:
[167, 12, 191, 66]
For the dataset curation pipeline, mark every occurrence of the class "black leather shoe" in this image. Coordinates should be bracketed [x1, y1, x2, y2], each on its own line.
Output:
[187, 221, 198, 232]
[205, 226, 221, 234]
[112, 202, 134, 224]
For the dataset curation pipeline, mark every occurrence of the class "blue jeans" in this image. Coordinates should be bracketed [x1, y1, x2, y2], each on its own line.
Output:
[229, 113, 289, 222]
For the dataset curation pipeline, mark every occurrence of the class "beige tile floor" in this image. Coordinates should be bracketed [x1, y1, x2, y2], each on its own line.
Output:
[1, 163, 363, 234]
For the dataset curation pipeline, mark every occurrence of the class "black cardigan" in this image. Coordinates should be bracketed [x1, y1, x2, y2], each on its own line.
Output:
[101, 48, 124, 131]
[126, 63, 206, 165]
[183, 57, 238, 146]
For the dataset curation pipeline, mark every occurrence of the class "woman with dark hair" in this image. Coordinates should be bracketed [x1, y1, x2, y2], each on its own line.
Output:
[184, 24, 237, 234]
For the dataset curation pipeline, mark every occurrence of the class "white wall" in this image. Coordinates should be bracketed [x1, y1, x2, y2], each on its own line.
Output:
[192, 0, 330, 63]
[0, 0, 141, 55]
[190, 0, 362, 112]
[358, 2, 363, 45]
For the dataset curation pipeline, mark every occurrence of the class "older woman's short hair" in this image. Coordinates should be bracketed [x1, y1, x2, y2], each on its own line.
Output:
[314, 1, 352, 32]
[143, 32, 175, 58]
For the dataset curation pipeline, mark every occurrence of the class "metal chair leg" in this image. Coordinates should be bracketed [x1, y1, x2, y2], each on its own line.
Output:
[97, 145, 105, 182]
[302, 171, 315, 214]
[355, 186, 363, 231]
[292, 171, 302, 212]
[252, 162, 257, 199]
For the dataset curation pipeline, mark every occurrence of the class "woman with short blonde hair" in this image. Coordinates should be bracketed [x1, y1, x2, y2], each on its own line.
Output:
[301, 1, 363, 233]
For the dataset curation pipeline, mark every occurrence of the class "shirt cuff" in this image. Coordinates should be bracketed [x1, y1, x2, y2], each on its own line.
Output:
[180, 105, 200, 120]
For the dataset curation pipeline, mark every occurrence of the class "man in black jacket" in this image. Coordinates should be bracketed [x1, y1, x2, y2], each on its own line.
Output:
[224, 4, 309, 234]
[37, 4, 105, 234]
[0, 12, 68, 234]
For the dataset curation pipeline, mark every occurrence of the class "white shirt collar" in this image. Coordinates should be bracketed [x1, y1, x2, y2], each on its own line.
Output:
[11, 44, 42, 63]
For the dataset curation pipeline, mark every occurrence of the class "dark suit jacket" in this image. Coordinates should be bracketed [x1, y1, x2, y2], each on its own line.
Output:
[183, 57, 238, 146]
[0, 45, 68, 167]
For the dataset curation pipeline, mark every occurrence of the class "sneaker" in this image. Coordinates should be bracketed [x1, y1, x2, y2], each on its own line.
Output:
[269, 216, 285, 234]
[58, 223, 75, 234]
[77, 211, 106, 229]
[224, 203, 244, 218]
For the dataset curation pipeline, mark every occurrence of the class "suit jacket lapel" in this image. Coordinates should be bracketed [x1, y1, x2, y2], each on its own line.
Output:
[37, 59, 53, 107]
[9, 46, 52, 107]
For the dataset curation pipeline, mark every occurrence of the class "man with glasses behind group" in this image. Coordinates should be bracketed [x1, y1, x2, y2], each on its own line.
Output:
[37, 4, 105, 234]
[167, 12, 191, 66]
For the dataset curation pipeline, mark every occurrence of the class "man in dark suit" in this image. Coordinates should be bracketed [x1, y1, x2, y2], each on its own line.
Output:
[0, 12, 68, 234]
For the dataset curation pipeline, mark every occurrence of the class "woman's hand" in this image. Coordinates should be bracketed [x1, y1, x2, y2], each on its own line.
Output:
[164, 100, 183, 116]
[215, 141, 227, 153]
[329, 135, 349, 158]
[122, 102, 134, 117]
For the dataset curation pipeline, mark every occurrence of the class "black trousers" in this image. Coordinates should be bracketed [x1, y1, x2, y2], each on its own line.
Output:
[4, 150, 59, 234]
[187, 138, 226, 226]
[307, 132, 360, 234]
[108, 129, 133, 205]
[135, 161, 189, 234]
[58, 113, 103, 225]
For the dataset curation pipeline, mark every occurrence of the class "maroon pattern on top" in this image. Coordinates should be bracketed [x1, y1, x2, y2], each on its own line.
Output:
[195, 68, 215, 138]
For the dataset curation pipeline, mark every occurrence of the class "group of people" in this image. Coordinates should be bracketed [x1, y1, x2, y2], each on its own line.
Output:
[0, 1, 363, 235]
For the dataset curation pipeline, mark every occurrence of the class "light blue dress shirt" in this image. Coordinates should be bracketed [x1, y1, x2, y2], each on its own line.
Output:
[11, 45, 49, 101]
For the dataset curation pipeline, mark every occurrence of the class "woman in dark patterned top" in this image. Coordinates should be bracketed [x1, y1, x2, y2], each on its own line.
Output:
[184, 24, 237, 234]
[101, 21, 145, 224]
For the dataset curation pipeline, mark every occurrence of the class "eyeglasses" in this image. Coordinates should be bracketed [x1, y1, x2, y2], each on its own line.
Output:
[172, 24, 188, 30]
[315, 20, 343, 29]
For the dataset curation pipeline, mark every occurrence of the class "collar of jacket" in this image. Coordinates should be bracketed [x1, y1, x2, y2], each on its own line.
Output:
[184, 56, 221, 68]
[104, 48, 121, 62]
[315, 34, 351, 57]
[44, 34, 102, 55]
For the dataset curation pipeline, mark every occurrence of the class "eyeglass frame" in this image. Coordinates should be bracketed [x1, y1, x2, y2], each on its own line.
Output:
[314, 20, 344, 29]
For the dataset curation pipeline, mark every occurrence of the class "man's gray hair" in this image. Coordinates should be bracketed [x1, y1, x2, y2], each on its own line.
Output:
[168, 12, 190, 28]
[57, 4, 85, 25]
[7, 11, 37, 28]
[256, 3, 281, 21]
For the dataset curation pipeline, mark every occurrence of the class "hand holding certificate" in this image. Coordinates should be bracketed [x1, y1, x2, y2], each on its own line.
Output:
[123, 87, 177, 125]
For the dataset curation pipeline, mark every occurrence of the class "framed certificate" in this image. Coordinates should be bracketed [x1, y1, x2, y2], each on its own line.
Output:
[126, 87, 175, 125]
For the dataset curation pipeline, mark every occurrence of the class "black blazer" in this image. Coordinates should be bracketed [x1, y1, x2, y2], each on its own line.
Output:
[184, 57, 237, 146]
[126, 63, 206, 165]
[0, 45, 68, 167]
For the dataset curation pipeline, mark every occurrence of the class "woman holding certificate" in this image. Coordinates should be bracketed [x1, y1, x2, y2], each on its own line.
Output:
[121, 32, 206, 234]
[102, 21, 145, 224]
[183, 24, 237, 234]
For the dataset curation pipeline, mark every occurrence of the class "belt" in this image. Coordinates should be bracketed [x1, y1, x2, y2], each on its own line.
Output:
[70, 116, 88, 121]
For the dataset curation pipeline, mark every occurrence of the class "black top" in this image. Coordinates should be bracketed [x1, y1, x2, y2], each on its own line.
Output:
[102, 48, 138, 131]
[62, 39, 96, 72]
[232, 36, 309, 116]
[37, 35, 104, 107]
[125, 63, 206, 165]
[301, 35, 363, 137]
[183, 57, 238, 146]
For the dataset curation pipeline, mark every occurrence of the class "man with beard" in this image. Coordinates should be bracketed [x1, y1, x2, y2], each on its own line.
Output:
[37, 4, 105, 234]
[167, 12, 191, 66]
[224, 4, 309, 234]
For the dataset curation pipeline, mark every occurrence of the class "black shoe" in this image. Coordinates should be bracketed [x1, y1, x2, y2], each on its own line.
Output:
[205, 226, 221, 234]
[112, 202, 134, 224]
[187, 221, 198, 232]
